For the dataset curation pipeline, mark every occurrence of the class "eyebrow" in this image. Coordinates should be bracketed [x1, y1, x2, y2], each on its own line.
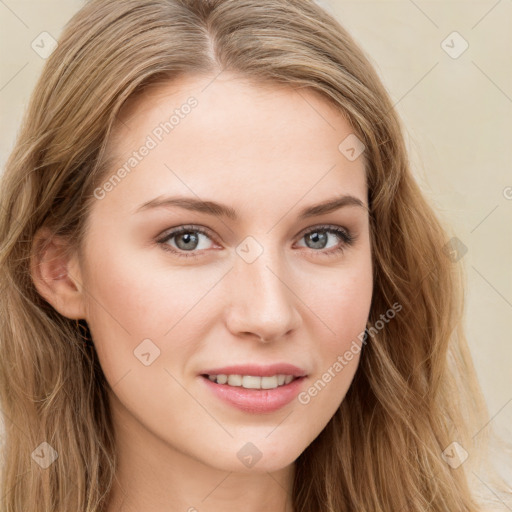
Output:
[134, 194, 368, 220]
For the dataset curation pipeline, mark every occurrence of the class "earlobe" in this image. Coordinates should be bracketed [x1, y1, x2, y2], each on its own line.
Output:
[30, 227, 86, 319]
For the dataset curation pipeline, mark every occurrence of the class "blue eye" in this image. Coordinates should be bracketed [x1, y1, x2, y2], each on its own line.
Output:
[156, 224, 355, 259]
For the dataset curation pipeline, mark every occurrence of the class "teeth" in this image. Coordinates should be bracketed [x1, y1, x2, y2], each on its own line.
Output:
[216, 374, 228, 384]
[227, 374, 242, 386]
[206, 374, 297, 389]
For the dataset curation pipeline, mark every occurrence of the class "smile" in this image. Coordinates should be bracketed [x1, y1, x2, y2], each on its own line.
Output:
[200, 374, 307, 413]
[204, 374, 297, 389]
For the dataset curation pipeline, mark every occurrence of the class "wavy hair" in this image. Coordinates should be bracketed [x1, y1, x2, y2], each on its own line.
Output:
[0, 0, 509, 510]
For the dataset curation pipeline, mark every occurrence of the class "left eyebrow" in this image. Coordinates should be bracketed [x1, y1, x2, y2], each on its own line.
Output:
[298, 195, 368, 218]
[133, 194, 368, 220]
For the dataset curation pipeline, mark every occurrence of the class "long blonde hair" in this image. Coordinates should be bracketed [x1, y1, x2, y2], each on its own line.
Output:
[0, 1, 508, 510]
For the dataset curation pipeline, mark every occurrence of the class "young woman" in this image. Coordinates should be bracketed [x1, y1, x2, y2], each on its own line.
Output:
[0, 0, 509, 511]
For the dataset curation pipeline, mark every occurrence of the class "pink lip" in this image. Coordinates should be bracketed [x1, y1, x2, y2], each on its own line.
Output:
[200, 375, 307, 414]
[199, 363, 308, 378]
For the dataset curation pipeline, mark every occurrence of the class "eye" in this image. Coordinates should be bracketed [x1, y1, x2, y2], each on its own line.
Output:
[156, 225, 217, 258]
[156, 224, 356, 259]
[295, 224, 355, 257]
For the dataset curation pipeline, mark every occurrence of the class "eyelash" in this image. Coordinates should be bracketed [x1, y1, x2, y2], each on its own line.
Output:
[156, 224, 356, 260]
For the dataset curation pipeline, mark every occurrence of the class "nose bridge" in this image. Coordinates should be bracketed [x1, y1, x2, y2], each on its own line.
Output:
[226, 239, 301, 340]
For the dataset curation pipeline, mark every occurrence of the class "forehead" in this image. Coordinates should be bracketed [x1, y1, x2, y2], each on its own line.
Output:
[95, 73, 368, 219]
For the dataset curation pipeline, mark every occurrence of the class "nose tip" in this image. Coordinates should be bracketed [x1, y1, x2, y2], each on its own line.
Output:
[225, 259, 302, 344]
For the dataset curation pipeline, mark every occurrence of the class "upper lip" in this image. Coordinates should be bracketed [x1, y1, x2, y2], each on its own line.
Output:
[200, 363, 308, 378]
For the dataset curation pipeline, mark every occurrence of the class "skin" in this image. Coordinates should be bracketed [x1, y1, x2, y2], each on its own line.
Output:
[31, 73, 373, 512]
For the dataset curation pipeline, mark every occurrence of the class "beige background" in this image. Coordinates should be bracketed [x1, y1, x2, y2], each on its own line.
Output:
[1, 0, 511, 487]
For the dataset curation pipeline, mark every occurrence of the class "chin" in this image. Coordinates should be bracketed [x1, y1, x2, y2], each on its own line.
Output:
[211, 440, 305, 474]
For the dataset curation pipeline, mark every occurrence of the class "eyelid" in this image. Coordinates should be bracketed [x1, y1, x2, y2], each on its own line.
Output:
[296, 223, 351, 239]
[156, 224, 220, 247]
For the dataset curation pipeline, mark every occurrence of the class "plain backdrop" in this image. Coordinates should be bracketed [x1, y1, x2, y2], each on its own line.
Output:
[1, 0, 511, 486]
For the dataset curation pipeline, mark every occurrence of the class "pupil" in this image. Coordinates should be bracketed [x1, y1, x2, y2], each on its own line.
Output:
[308, 231, 327, 249]
[178, 232, 198, 250]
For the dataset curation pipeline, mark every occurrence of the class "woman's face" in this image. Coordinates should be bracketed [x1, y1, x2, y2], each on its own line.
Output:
[78, 73, 373, 473]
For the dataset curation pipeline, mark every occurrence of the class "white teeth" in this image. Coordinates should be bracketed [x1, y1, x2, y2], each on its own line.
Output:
[261, 376, 278, 389]
[242, 375, 262, 389]
[216, 374, 228, 384]
[206, 373, 297, 389]
[227, 374, 242, 386]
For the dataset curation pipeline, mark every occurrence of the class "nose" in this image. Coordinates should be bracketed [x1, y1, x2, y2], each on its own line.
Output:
[224, 247, 302, 343]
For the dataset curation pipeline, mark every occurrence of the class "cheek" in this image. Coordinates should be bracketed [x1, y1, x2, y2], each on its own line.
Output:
[301, 258, 372, 405]
[309, 256, 373, 348]
[80, 235, 228, 393]
[80, 244, 210, 423]
[82, 236, 217, 338]
[326, 276, 371, 345]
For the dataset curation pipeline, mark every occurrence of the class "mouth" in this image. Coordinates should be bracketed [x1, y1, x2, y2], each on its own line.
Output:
[200, 373, 307, 413]
[201, 373, 304, 390]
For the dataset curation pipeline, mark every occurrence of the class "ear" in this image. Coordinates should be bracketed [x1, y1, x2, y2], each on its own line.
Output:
[30, 226, 87, 319]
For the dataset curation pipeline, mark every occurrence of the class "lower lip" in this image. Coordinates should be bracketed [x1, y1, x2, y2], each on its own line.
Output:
[200, 375, 306, 414]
